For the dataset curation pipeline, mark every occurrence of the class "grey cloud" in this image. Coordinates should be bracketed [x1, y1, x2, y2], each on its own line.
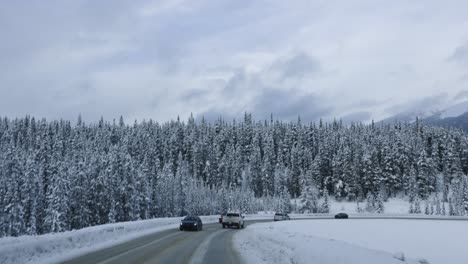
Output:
[450, 43, 468, 66]
[221, 69, 249, 97]
[355, 99, 380, 107]
[197, 88, 333, 122]
[2, 0, 468, 123]
[219, 52, 320, 99]
[180, 88, 212, 102]
[198, 88, 334, 122]
[270, 52, 320, 80]
[251, 89, 332, 121]
[384, 93, 449, 119]
[196, 52, 329, 122]
[454, 90, 468, 100]
[340, 112, 372, 124]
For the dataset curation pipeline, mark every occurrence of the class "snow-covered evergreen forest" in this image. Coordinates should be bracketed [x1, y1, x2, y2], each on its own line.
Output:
[1, 114, 468, 237]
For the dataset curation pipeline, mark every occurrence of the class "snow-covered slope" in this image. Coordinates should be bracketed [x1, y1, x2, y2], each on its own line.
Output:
[234, 221, 422, 264]
[234, 219, 468, 264]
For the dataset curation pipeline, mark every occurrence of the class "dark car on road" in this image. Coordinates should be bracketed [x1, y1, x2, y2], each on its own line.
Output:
[334, 213, 349, 219]
[180, 216, 203, 231]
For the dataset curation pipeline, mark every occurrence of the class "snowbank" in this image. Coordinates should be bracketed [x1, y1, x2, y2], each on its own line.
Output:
[0, 215, 219, 264]
[233, 221, 422, 264]
[234, 219, 468, 264]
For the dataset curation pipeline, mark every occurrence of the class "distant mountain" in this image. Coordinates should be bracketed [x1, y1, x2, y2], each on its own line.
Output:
[381, 100, 468, 131]
[424, 111, 468, 131]
[439, 101, 468, 118]
[423, 101, 468, 131]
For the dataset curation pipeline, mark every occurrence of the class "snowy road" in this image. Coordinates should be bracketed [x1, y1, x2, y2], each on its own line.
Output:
[60, 221, 259, 264]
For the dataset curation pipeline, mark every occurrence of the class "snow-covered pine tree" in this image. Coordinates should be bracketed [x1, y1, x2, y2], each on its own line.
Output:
[365, 193, 375, 213]
[424, 201, 430, 215]
[299, 170, 318, 213]
[414, 197, 422, 214]
[320, 189, 330, 213]
[1, 114, 468, 237]
[175, 153, 189, 217]
[409, 202, 414, 214]
[376, 192, 385, 214]
[417, 149, 436, 199]
[449, 198, 456, 216]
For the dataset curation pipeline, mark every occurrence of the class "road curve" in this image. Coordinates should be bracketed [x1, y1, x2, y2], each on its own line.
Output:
[60, 221, 263, 264]
[60, 216, 468, 264]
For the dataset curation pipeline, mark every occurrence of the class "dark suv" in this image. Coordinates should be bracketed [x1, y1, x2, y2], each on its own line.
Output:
[179, 216, 203, 231]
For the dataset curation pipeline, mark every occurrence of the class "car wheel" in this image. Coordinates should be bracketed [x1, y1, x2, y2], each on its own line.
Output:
[222, 224, 225, 229]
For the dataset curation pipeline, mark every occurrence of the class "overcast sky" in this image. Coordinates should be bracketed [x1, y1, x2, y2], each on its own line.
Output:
[1, 0, 468, 123]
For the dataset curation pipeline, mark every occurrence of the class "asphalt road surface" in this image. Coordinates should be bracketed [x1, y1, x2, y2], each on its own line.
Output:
[61, 216, 468, 264]
[61, 220, 260, 264]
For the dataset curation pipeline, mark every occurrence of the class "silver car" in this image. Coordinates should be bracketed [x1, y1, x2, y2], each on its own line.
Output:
[274, 213, 290, 221]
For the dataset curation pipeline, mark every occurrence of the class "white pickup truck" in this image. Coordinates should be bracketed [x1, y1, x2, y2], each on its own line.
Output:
[222, 212, 245, 229]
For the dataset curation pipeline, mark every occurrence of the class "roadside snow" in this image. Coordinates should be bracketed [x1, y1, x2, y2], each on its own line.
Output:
[234, 219, 468, 264]
[234, 221, 421, 264]
[0, 216, 219, 264]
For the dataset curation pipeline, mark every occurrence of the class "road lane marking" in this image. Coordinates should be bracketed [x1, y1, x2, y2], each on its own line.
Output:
[189, 228, 228, 264]
[96, 231, 183, 264]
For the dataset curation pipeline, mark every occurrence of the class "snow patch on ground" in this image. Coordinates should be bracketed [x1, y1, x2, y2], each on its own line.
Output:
[234, 219, 468, 264]
[233, 221, 421, 264]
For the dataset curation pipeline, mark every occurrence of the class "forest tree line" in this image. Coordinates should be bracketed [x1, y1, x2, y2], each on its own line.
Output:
[1, 114, 468, 237]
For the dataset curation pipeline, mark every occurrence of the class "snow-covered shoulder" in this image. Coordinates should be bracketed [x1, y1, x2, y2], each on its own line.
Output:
[233, 219, 467, 264]
[233, 221, 421, 264]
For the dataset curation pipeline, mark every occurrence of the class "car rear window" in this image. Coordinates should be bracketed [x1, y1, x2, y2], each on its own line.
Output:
[184, 216, 197, 221]
[227, 213, 239, 217]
